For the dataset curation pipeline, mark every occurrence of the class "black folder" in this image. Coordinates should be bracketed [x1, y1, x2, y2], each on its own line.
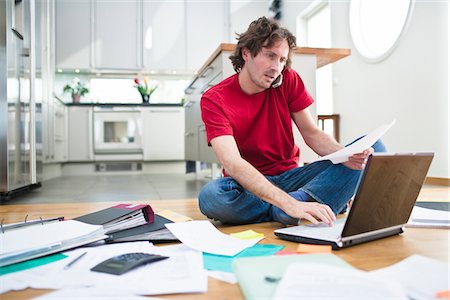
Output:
[74, 203, 154, 234]
[106, 215, 177, 243]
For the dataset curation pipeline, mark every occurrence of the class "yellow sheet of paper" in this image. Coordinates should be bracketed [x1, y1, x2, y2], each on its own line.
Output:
[230, 230, 265, 240]
[296, 243, 332, 254]
[157, 209, 193, 223]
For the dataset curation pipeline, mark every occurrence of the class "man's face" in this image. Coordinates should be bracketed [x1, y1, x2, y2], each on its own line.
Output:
[241, 39, 289, 93]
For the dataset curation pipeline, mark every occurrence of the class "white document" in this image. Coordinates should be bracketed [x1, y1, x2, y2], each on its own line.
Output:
[33, 287, 159, 300]
[0, 242, 207, 296]
[0, 220, 104, 254]
[272, 263, 407, 299]
[370, 255, 450, 299]
[0, 220, 106, 267]
[406, 206, 450, 228]
[315, 119, 396, 164]
[165, 220, 263, 256]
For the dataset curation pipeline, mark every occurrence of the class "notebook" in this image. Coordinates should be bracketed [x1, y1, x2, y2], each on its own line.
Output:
[275, 153, 434, 249]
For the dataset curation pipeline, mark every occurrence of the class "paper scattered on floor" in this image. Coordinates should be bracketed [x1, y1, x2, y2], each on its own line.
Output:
[229, 229, 264, 240]
[165, 220, 263, 256]
[272, 263, 407, 299]
[296, 243, 332, 254]
[0, 242, 207, 296]
[406, 206, 450, 228]
[370, 255, 449, 299]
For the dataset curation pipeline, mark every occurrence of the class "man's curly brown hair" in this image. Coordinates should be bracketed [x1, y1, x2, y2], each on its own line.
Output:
[229, 16, 297, 73]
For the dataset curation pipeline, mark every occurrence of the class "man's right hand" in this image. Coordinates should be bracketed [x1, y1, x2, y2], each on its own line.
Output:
[282, 199, 336, 226]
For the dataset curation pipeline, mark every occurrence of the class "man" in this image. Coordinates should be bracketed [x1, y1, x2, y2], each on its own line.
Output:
[199, 17, 385, 226]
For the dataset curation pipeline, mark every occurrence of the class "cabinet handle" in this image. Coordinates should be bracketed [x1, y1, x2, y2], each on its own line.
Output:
[200, 66, 214, 78]
[185, 101, 194, 107]
[148, 110, 180, 113]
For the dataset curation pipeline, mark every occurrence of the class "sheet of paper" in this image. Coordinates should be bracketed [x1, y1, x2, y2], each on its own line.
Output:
[32, 287, 158, 300]
[165, 220, 263, 256]
[207, 271, 238, 284]
[203, 244, 284, 273]
[406, 206, 450, 228]
[370, 255, 450, 299]
[0, 242, 207, 296]
[157, 210, 193, 222]
[315, 119, 396, 164]
[296, 243, 332, 254]
[229, 229, 264, 240]
[272, 263, 407, 299]
[0, 254, 67, 276]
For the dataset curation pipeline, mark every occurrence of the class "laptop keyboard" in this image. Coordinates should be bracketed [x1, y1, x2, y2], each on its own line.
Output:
[301, 221, 345, 241]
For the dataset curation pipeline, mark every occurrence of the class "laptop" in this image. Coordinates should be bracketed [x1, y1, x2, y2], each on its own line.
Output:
[275, 153, 434, 249]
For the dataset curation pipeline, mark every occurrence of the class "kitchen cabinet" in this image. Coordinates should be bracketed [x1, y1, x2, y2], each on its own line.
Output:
[141, 107, 184, 161]
[185, 1, 227, 72]
[184, 100, 200, 161]
[142, 1, 185, 72]
[93, 0, 141, 70]
[43, 99, 68, 163]
[55, 0, 91, 70]
[68, 106, 94, 161]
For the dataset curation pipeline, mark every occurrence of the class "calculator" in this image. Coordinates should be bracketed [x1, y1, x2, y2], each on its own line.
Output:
[91, 252, 169, 275]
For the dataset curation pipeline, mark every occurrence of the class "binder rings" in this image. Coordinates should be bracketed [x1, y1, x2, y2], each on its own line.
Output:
[0, 220, 106, 267]
[74, 203, 154, 234]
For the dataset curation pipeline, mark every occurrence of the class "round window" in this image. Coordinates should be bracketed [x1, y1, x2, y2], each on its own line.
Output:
[349, 0, 413, 62]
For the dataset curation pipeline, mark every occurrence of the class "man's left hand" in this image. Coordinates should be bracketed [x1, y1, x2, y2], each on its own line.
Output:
[342, 147, 374, 170]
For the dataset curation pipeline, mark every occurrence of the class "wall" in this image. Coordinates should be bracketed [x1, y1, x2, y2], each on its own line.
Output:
[283, 0, 449, 178]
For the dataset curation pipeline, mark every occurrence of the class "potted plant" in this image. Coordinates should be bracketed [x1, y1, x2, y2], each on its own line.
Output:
[63, 78, 89, 103]
[134, 77, 157, 103]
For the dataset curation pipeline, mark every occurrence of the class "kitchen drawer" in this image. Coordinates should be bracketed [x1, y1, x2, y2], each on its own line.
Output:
[185, 128, 199, 161]
[198, 125, 218, 164]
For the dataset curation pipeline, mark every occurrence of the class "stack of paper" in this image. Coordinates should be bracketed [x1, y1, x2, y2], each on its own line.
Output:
[406, 206, 450, 228]
[0, 220, 106, 267]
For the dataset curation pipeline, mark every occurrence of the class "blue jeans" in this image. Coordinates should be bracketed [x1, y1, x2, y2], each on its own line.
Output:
[198, 139, 386, 225]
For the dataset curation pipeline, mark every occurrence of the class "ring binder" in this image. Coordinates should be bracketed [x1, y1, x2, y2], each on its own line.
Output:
[0, 220, 107, 267]
[1, 216, 64, 232]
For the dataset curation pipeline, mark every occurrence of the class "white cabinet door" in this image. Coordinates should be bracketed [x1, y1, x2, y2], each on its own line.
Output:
[53, 101, 68, 162]
[93, 0, 141, 70]
[55, 0, 91, 70]
[141, 107, 184, 161]
[68, 106, 94, 161]
[186, 1, 226, 72]
[142, 1, 185, 72]
[42, 99, 68, 163]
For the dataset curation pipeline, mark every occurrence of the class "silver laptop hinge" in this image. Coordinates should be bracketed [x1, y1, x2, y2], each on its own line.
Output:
[340, 225, 404, 243]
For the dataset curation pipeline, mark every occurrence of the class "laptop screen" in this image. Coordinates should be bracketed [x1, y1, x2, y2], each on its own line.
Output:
[341, 153, 434, 237]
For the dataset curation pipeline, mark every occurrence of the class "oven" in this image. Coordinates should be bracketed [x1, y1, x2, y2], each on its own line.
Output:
[93, 106, 143, 154]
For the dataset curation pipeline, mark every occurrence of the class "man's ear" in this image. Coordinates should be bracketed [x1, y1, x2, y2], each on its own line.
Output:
[242, 48, 250, 62]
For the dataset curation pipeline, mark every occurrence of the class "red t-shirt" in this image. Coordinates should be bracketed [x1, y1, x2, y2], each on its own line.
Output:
[200, 68, 314, 176]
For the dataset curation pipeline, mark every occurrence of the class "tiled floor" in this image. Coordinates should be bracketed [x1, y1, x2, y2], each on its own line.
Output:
[2, 173, 210, 205]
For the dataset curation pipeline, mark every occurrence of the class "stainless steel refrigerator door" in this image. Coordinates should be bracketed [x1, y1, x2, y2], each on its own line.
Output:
[1, 0, 37, 194]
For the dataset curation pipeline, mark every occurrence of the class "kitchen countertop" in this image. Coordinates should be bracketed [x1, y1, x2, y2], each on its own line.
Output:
[64, 102, 184, 107]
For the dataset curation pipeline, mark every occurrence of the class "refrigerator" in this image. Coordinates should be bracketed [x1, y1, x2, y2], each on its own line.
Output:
[0, 0, 42, 201]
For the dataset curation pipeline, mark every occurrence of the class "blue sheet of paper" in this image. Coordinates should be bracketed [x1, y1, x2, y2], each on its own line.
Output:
[0, 253, 67, 276]
[203, 244, 284, 273]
